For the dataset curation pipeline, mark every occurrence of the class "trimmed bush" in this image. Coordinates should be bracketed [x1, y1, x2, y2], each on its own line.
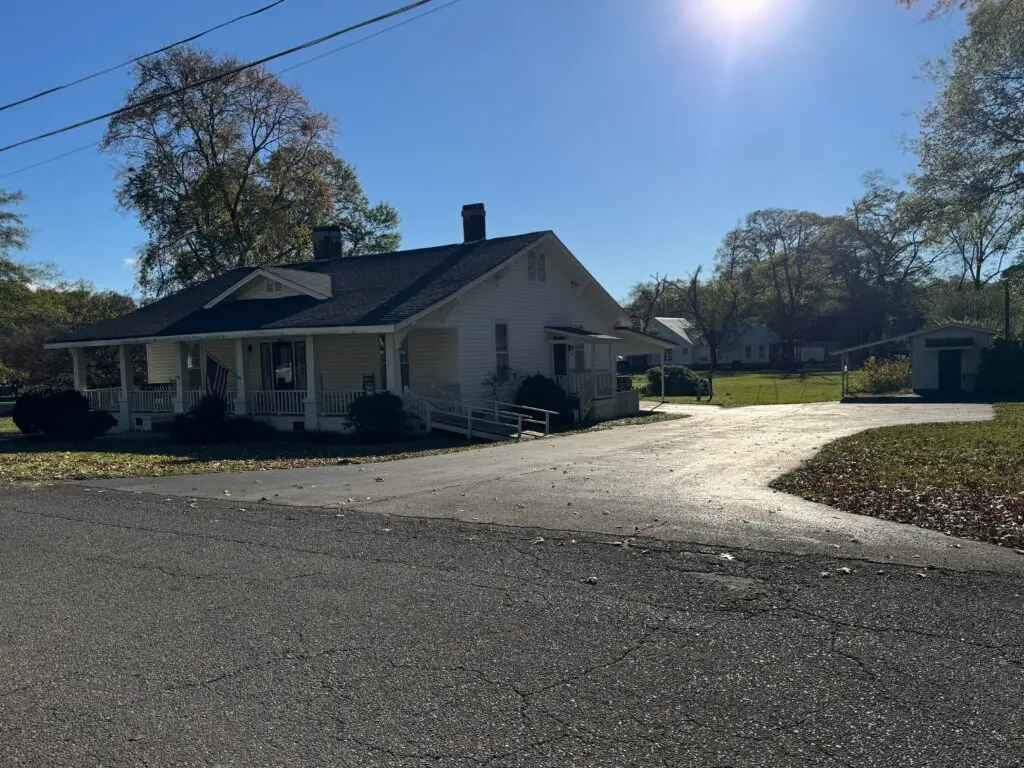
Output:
[977, 340, 1024, 400]
[515, 375, 569, 423]
[859, 356, 912, 395]
[12, 389, 115, 439]
[645, 366, 710, 397]
[168, 394, 278, 444]
[12, 389, 49, 434]
[346, 392, 409, 441]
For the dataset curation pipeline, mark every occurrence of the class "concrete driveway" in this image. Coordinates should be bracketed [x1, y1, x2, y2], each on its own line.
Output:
[89, 401, 1013, 570]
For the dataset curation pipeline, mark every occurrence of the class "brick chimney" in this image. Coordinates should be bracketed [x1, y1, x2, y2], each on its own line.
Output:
[462, 203, 486, 242]
[312, 226, 343, 260]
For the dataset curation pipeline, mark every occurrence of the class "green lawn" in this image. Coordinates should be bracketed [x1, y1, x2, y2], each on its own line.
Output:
[772, 404, 1024, 549]
[0, 411, 687, 484]
[636, 370, 862, 407]
[0, 417, 17, 435]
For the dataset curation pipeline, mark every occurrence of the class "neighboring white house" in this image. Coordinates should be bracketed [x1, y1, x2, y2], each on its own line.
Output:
[832, 322, 995, 397]
[626, 317, 694, 369]
[46, 205, 670, 438]
[693, 324, 780, 367]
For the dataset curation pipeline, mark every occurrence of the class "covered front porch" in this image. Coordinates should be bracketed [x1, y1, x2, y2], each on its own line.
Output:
[72, 327, 460, 433]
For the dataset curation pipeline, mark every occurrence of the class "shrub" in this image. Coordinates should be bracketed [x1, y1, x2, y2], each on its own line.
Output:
[976, 340, 1024, 400]
[515, 375, 569, 422]
[858, 356, 912, 395]
[645, 366, 710, 397]
[168, 394, 270, 444]
[346, 392, 409, 441]
[12, 389, 115, 439]
[12, 389, 49, 434]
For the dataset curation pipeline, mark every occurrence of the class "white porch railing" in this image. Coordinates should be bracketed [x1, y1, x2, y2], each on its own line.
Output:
[130, 389, 175, 413]
[556, 372, 616, 398]
[431, 382, 462, 402]
[248, 390, 304, 415]
[318, 390, 363, 416]
[182, 390, 237, 414]
[593, 371, 615, 398]
[183, 390, 203, 413]
[84, 388, 121, 411]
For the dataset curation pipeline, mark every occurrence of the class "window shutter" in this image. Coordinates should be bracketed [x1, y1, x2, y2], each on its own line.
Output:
[527, 253, 536, 281]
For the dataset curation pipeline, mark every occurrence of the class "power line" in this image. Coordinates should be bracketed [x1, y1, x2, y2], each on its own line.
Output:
[0, 0, 462, 181]
[0, 0, 435, 156]
[0, 0, 289, 115]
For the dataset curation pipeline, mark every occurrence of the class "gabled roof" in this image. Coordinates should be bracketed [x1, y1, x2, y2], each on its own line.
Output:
[203, 266, 333, 308]
[652, 317, 693, 345]
[830, 323, 995, 357]
[48, 232, 550, 346]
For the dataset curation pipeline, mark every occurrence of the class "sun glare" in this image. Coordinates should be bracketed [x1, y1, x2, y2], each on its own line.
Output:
[711, 0, 772, 29]
[689, 0, 795, 46]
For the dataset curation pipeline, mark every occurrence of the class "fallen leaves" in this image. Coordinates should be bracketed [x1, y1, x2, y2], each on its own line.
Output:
[772, 404, 1024, 549]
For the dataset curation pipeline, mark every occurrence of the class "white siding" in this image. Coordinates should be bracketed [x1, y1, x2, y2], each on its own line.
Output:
[406, 328, 458, 391]
[314, 335, 380, 391]
[442, 247, 622, 401]
[146, 342, 178, 383]
[234, 277, 303, 300]
[201, 339, 239, 392]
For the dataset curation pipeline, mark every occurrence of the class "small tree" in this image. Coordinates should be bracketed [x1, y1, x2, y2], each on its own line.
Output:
[681, 268, 742, 401]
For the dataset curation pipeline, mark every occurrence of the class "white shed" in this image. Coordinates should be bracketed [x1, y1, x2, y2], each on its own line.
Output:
[908, 324, 994, 395]
[833, 323, 995, 398]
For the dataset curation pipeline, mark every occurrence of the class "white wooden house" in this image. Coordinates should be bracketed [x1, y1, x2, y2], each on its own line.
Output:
[47, 205, 670, 439]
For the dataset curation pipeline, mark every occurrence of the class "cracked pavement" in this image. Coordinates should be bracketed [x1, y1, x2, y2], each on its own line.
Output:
[1, 485, 1022, 767]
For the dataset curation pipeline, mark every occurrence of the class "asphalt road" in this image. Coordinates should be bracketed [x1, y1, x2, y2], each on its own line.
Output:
[1, 485, 1022, 767]
[89, 401, 1015, 570]
[2, 489, 1024, 765]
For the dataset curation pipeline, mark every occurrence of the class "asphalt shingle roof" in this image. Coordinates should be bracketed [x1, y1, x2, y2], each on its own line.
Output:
[52, 232, 550, 344]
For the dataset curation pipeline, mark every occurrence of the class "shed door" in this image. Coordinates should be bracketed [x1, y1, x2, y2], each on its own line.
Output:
[938, 350, 962, 394]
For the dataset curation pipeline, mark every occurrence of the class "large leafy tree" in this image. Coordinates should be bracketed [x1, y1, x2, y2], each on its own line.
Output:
[717, 209, 836, 362]
[103, 47, 400, 297]
[915, 1, 1024, 203]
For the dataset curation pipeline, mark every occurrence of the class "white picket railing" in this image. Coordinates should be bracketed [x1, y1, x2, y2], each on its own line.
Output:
[318, 390, 363, 416]
[593, 371, 615, 398]
[183, 390, 203, 413]
[84, 388, 121, 412]
[431, 382, 462, 402]
[248, 390, 305, 415]
[130, 389, 175, 413]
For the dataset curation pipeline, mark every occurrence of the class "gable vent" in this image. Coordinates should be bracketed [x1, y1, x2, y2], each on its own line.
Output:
[266, 280, 284, 294]
[527, 252, 546, 282]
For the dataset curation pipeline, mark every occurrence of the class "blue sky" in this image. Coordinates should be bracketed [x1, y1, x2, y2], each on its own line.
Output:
[0, 0, 964, 299]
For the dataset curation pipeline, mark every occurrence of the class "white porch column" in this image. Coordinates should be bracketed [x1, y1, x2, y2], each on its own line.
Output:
[234, 339, 248, 415]
[71, 348, 87, 392]
[304, 335, 318, 429]
[117, 344, 132, 432]
[384, 332, 401, 394]
[660, 350, 666, 402]
[173, 341, 189, 414]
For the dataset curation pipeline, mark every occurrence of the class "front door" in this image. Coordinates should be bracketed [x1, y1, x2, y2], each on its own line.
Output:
[938, 349, 962, 395]
[553, 343, 568, 377]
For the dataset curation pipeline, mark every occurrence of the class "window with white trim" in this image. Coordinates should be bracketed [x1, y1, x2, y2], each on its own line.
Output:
[664, 348, 674, 363]
[495, 324, 510, 382]
[526, 253, 546, 282]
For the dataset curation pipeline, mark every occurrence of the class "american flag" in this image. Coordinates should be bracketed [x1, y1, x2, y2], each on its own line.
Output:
[206, 354, 229, 399]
